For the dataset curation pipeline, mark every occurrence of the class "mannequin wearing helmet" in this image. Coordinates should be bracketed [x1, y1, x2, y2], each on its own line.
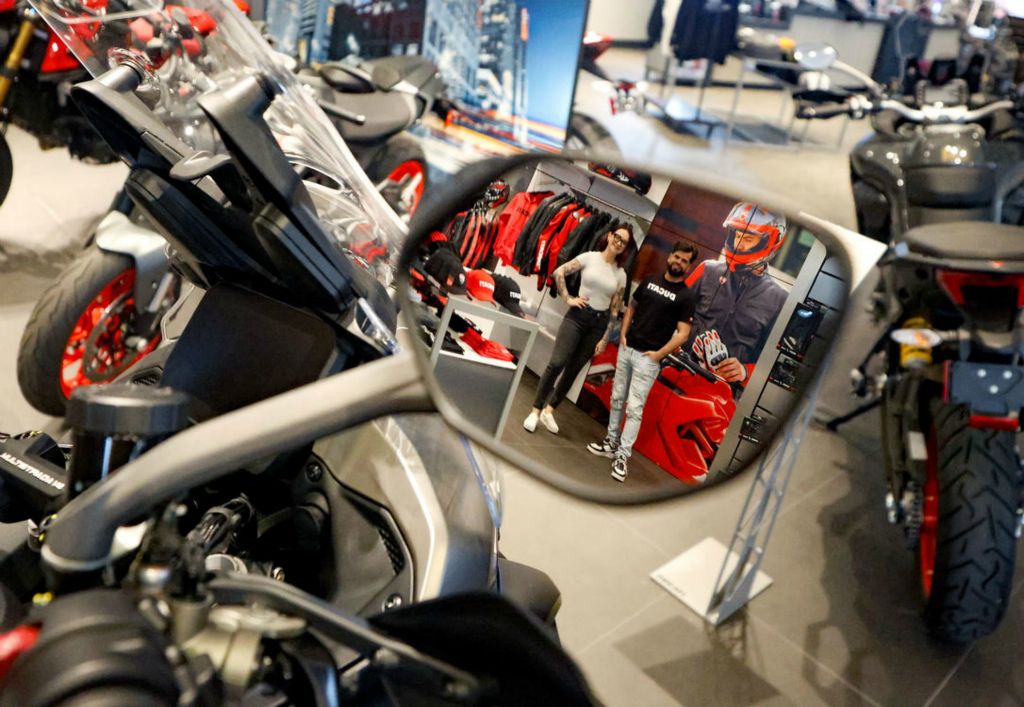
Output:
[684, 202, 789, 388]
[721, 202, 787, 273]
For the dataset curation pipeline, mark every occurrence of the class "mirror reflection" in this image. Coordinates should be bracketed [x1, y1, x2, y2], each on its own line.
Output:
[407, 159, 848, 493]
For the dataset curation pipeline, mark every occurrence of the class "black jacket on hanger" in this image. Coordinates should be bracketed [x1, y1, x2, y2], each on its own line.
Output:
[512, 193, 573, 272]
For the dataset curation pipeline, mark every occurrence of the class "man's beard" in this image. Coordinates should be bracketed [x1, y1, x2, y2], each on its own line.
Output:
[667, 264, 684, 277]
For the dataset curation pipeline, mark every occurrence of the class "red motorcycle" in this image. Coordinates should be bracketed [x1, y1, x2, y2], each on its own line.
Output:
[584, 344, 736, 484]
[0, 0, 246, 206]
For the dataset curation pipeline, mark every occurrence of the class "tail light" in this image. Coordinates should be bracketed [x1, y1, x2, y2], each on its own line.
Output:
[936, 269, 1024, 333]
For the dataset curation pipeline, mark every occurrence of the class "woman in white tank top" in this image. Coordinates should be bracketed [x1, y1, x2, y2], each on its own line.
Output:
[523, 226, 632, 435]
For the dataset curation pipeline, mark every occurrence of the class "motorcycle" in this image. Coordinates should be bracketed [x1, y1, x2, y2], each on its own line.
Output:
[791, 42, 1024, 244]
[0, 0, 93, 206]
[797, 43, 1024, 642]
[15, 39, 444, 416]
[0, 0, 582, 702]
[0, 0, 252, 207]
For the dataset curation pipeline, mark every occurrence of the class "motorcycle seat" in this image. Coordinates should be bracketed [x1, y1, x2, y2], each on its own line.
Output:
[362, 55, 440, 93]
[319, 56, 439, 96]
[323, 90, 419, 143]
[318, 62, 376, 93]
[898, 222, 1024, 261]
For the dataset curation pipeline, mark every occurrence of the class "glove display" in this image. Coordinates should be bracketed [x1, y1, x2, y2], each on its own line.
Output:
[692, 329, 729, 369]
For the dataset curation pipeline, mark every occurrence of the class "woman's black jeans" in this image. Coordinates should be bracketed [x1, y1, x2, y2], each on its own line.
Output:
[534, 306, 609, 410]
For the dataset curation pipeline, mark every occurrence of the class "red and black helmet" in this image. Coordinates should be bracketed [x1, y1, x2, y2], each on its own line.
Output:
[722, 202, 787, 271]
[484, 180, 510, 208]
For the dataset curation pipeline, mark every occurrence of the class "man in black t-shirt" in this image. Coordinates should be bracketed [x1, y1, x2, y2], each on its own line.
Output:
[588, 242, 698, 482]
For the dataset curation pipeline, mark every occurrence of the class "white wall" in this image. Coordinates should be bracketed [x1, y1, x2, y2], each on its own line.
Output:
[585, 0, 658, 42]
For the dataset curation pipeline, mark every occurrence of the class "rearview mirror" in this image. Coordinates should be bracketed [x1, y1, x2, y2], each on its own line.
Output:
[397, 155, 854, 501]
[794, 42, 838, 71]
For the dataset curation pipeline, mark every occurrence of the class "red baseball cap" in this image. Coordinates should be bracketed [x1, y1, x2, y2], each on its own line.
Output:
[465, 269, 496, 302]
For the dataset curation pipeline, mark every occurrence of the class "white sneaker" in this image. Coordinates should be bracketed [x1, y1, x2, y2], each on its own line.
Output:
[539, 410, 559, 434]
[523, 412, 539, 433]
[611, 453, 628, 482]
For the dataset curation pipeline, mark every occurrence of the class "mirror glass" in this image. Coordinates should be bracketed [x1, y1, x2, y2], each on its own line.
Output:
[404, 157, 850, 495]
[793, 42, 838, 71]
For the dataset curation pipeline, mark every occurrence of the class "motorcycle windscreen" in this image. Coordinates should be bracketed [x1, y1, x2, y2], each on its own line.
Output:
[27, 0, 406, 288]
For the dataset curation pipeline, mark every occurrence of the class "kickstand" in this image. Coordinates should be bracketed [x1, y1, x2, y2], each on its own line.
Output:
[824, 396, 881, 431]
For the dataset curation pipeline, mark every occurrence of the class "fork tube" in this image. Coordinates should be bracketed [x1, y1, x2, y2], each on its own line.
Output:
[0, 18, 36, 108]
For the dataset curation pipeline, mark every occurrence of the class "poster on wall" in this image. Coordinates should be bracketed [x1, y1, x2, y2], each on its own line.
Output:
[265, 0, 588, 163]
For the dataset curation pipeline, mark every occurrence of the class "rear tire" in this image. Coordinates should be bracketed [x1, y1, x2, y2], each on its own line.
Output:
[920, 400, 1022, 643]
[0, 132, 12, 207]
[16, 247, 157, 416]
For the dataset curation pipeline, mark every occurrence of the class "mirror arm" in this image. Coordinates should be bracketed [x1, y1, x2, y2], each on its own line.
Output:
[832, 59, 885, 98]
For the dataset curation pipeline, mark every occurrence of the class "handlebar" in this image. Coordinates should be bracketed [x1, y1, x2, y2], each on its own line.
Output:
[797, 94, 1015, 124]
[796, 101, 852, 120]
[665, 351, 719, 384]
[878, 98, 1014, 123]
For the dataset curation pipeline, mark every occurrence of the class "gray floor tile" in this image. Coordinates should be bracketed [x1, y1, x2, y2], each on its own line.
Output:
[578, 594, 877, 707]
[926, 581, 1024, 707]
[499, 468, 672, 653]
[746, 460, 984, 707]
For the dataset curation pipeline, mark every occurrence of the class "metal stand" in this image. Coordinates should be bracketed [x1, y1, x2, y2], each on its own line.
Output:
[655, 359, 827, 625]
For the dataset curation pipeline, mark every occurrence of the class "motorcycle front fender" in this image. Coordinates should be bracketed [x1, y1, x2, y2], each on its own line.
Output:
[93, 211, 170, 310]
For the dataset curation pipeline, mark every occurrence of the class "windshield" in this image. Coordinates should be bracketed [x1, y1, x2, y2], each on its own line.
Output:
[29, 0, 407, 282]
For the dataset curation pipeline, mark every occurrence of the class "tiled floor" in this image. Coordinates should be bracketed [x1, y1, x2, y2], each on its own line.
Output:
[1, 60, 1022, 707]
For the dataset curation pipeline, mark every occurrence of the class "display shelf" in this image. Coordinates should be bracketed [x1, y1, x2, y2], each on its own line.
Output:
[429, 296, 539, 437]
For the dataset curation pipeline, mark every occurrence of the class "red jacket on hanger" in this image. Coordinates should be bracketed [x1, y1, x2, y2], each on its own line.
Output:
[493, 191, 552, 266]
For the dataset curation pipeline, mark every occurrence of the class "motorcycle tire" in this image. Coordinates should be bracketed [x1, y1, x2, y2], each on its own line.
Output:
[17, 247, 163, 416]
[919, 399, 1022, 643]
[365, 135, 429, 221]
[0, 132, 12, 208]
[565, 112, 619, 155]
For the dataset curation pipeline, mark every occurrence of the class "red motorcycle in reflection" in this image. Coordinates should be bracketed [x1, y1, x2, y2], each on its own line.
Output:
[584, 344, 735, 484]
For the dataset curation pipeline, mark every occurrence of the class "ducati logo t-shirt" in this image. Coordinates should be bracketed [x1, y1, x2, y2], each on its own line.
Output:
[627, 275, 696, 352]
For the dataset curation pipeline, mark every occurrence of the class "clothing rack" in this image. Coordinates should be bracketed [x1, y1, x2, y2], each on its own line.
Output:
[566, 186, 652, 227]
[532, 163, 656, 229]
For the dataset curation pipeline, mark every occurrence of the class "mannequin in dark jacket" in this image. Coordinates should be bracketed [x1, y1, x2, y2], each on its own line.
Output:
[685, 202, 788, 387]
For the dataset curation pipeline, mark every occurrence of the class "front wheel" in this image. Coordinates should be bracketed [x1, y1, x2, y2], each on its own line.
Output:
[16, 247, 170, 416]
[919, 400, 1022, 642]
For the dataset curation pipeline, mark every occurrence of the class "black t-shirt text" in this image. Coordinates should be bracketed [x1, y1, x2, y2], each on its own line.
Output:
[627, 275, 696, 352]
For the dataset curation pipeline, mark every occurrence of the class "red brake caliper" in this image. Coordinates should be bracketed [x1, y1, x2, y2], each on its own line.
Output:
[59, 268, 161, 398]
[920, 427, 939, 598]
[385, 160, 426, 217]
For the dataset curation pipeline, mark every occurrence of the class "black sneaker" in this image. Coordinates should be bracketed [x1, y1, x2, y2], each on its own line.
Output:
[611, 453, 628, 482]
[587, 437, 618, 458]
